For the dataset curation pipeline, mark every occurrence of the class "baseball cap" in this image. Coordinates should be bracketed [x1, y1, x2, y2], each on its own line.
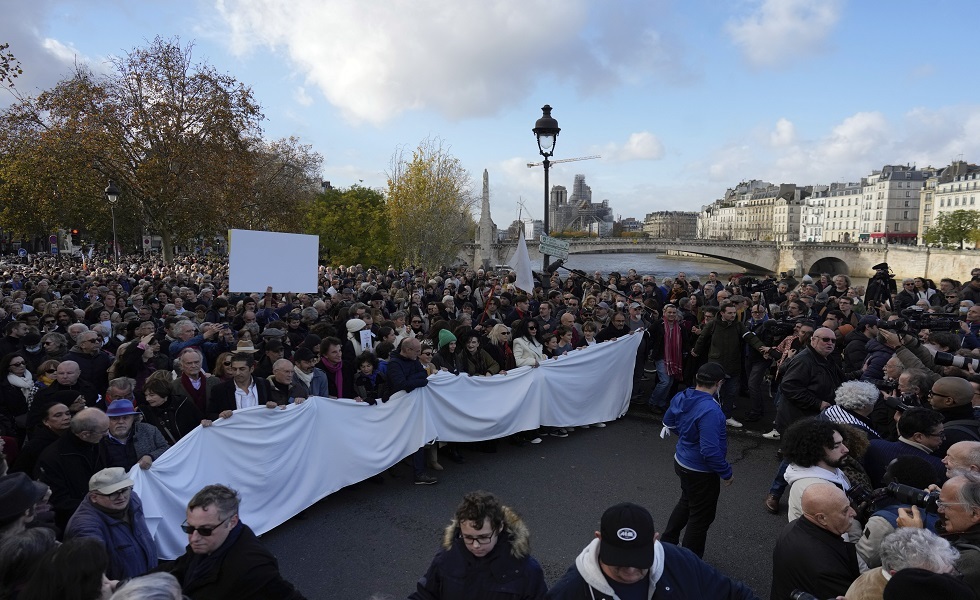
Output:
[599, 502, 655, 568]
[0, 473, 48, 523]
[695, 362, 729, 384]
[88, 467, 134, 494]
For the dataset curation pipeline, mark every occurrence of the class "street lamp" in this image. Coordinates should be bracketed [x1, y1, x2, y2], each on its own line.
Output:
[532, 104, 560, 271]
[104, 180, 120, 266]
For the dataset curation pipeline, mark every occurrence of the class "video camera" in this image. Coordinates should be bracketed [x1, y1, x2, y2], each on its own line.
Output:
[878, 308, 960, 335]
[865, 262, 897, 307]
[738, 275, 779, 305]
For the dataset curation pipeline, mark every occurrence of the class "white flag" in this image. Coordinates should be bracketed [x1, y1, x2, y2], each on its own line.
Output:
[508, 230, 535, 293]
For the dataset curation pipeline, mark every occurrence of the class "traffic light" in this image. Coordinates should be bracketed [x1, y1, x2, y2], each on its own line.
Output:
[70, 229, 80, 246]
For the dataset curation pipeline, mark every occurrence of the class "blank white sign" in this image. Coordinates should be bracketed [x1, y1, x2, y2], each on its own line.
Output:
[228, 229, 320, 293]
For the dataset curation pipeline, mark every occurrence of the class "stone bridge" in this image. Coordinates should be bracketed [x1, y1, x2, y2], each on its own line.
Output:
[463, 238, 898, 276]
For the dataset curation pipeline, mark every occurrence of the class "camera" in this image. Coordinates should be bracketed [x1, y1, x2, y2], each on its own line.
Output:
[883, 393, 921, 413]
[871, 378, 898, 394]
[934, 351, 980, 373]
[900, 307, 960, 333]
[865, 262, 897, 307]
[886, 482, 940, 514]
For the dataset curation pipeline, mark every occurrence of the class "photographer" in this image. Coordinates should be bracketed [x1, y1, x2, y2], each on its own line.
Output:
[855, 456, 943, 569]
[960, 304, 980, 350]
[843, 316, 879, 372]
[744, 304, 781, 423]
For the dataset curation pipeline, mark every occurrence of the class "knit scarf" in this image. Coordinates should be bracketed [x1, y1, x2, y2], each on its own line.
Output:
[662, 320, 683, 377]
[320, 358, 343, 396]
[180, 373, 208, 414]
[7, 371, 33, 399]
[293, 365, 313, 388]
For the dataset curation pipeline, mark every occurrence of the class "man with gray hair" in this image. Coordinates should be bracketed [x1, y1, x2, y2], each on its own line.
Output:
[109, 572, 183, 600]
[943, 441, 980, 478]
[932, 472, 980, 589]
[165, 484, 306, 599]
[846, 527, 960, 598]
[65, 329, 114, 395]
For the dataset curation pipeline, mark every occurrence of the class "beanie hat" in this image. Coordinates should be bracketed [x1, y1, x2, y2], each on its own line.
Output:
[437, 329, 457, 350]
[346, 318, 366, 333]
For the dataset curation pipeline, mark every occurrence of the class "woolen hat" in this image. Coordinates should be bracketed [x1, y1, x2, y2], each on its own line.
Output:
[437, 329, 457, 350]
[105, 399, 140, 418]
[346, 318, 366, 333]
[293, 347, 316, 362]
[599, 502, 655, 568]
[88, 467, 134, 494]
[0, 473, 47, 523]
[883, 567, 974, 600]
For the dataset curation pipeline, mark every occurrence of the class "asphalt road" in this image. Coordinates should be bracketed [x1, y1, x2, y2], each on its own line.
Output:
[261, 412, 787, 599]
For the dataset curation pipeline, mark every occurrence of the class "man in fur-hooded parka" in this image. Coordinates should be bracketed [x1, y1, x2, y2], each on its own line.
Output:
[409, 490, 547, 600]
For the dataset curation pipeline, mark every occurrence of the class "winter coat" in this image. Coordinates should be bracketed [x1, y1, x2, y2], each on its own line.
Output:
[64, 490, 158, 580]
[776, 347, 845, 431]
[410, 506, 547, 600]
[99, 422, 170, 470]
[545, 538, 759, 600]
[692, 318, 762, 375]
[65, 347, 115, 395]
[770, 517, 859, 600]
[860, 338, 894, 382]
[138, 396, 203, 445]
[168, 523, 306, 600]
[842, 329, 871, 373]
[36, 431, 105, 529]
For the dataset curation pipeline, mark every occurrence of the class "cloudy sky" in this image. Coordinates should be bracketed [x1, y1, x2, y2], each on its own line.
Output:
[4, 0, 980, 228]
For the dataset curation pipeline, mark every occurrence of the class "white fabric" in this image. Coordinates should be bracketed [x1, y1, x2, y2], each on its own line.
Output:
[508, 230, 535, 294]
[132, 332, 642, 559]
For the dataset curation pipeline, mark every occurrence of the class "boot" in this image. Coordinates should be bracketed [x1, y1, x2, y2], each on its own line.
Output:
[426, 444, 443, 471]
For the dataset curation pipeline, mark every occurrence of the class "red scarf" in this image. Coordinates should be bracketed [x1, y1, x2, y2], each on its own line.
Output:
[320, 357, 343, 397]
[662, 320, 683, 377]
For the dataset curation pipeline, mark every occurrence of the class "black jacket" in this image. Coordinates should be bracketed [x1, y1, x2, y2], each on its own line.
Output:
[35, 431, 105, 529]
[776, 346, 845, 431]
[842, 329, 871, 373]
[770, 517, 859, 600]
[139, 396, 203, 445]
[207, 377, 275, 420]
[168, 523, 306, 600]
[387, 353, 430, 396]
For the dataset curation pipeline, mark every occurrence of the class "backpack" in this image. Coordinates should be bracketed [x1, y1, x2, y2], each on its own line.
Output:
[944, 419, 980, 442]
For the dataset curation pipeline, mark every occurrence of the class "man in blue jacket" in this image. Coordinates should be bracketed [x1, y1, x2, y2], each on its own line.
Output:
[64, 467, 158, 580]
[545, 502, 758, 600]
[660, 362, 734, 558]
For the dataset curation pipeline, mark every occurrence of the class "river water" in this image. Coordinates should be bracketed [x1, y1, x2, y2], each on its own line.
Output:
[557, 253, 744, 282]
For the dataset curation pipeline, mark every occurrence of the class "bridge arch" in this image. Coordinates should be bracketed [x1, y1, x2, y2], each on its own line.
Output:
[806, 256, 849, 276]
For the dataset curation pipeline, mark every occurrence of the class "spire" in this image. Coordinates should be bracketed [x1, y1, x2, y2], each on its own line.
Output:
[474, 169, 496, 269]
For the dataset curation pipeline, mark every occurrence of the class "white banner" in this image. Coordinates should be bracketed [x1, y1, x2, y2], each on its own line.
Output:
[131, 332, 643, 559]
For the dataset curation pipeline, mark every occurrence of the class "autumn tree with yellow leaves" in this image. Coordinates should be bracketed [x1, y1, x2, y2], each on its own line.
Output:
[386, 138, 476, 271]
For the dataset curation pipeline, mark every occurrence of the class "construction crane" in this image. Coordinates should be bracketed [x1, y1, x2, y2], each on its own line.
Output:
[526, 155, 600, 168]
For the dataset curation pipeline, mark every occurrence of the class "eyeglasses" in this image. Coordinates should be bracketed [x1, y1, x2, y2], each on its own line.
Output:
[421, 351, 433, 356]
[812, 336, 835, 343]
[95, 486, 132, 499]
[9, 361, 25, 367]
[936, 500, 973, 512]
[947, 295, 959, 298]
[928, 391, 951, 399]
[460, 530, 496, 546]
[181, 514, 234, 536]
[923, 430, 946, 439]
[43, 320, 55, 325]
[44, 368, 57, 374]
[223, 361, 232, 366]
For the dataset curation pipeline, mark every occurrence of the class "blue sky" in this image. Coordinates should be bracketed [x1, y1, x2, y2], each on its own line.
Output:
[4, 0, 980, 230]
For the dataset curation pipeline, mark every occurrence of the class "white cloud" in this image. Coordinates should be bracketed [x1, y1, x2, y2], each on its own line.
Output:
[214, 0, 690, 124]
[597, 131, 666, 162]
[770, 118, 796, 147]
[726, 0, 842, 68]
[294, 86, 313, 107]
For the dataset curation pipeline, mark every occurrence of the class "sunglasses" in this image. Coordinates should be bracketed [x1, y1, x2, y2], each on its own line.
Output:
[180, 514, 234, 536]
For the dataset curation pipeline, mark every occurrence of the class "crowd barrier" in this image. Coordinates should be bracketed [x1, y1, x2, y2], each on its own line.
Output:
[131, 332, 644, 559]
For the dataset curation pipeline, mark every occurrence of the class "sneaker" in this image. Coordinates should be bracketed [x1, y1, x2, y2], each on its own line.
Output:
[528, 436, 543, 444]
[725, 417, 743, 428]
[548, 428, 569, 438]
[762, 429, 781, 440]
[764, 493, 780, 514]
[592, 422, 607, 428]
[414, 474, 438, 485]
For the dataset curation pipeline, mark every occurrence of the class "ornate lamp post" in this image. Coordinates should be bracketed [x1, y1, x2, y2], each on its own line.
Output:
[532, 105, 560, 271]
[104, 180, 120, 266]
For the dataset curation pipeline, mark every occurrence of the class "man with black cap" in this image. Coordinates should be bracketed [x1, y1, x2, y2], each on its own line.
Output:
[546, 502, 759, 599]
[0, 472, 49, 540]
[659, 362, 734, 559]
[64, 467, 157, 579]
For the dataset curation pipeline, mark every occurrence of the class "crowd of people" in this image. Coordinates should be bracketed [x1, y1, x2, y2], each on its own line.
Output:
[1, 251, 980, 598]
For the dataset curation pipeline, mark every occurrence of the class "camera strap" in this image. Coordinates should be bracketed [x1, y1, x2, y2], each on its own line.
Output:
[943, 419, 980, 442]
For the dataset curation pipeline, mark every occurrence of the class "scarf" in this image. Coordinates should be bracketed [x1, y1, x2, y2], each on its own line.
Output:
[662, 320, 683, 377]
[7, 371, 34, 399]
[320, 357, 343, 397]
[180, 373, 208, 414]
[293, 365, 313, 388]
